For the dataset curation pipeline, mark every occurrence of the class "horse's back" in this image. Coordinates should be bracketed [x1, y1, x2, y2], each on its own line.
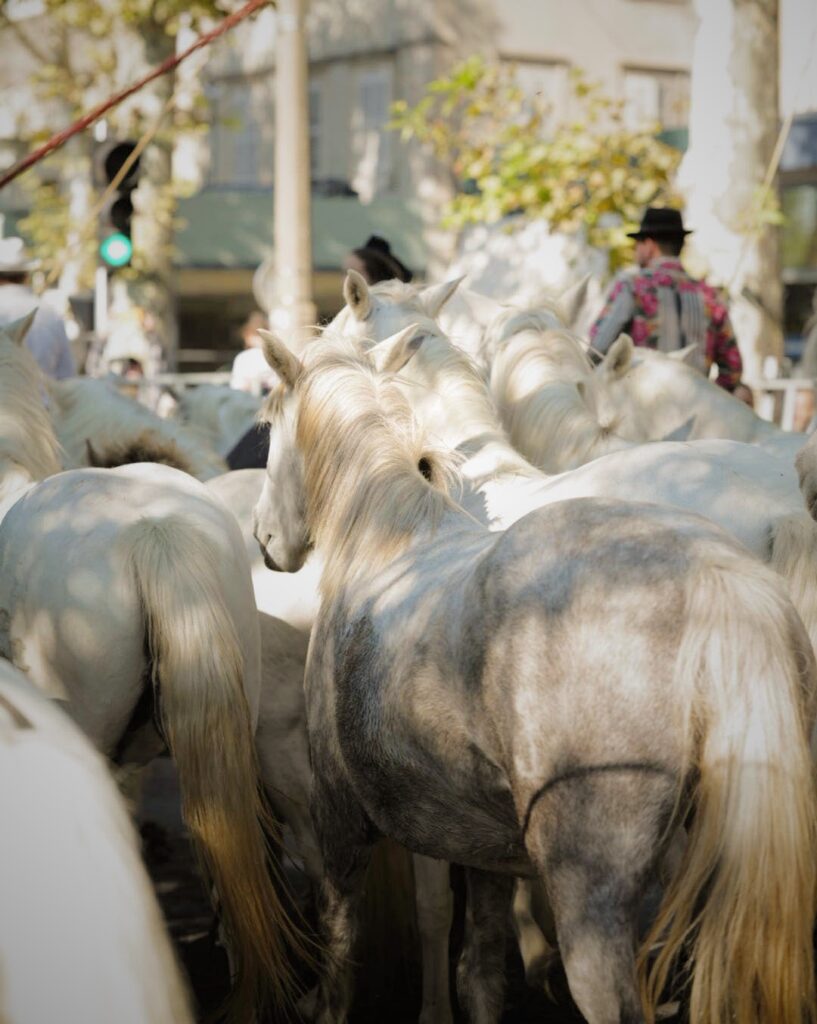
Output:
[0, 464, 257, 748]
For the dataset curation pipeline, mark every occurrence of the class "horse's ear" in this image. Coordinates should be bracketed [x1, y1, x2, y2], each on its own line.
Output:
[420, 276, 464, 319]
[599, 334, 633, 378]
[7, 309, 37, 346]
[258, 329, 302, 388]
[85, 439, 102, 466]
[559, 274, 591, 327]
[343, 269, 371, 321]
[668, 343, 699, 364]
[370, 323, 425, 375]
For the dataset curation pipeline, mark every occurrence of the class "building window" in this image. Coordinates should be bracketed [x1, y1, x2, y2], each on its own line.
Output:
[352, 66, 394, 202]
[622, 67, 690, 131]
[506, 59, 571, 133]
[206, 77, 274, 188]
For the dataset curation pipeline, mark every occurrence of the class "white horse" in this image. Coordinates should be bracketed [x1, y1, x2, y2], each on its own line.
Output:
[49, 376, 228, 479]
[0, 311, 62, 522]
[480, 308, 635, 472]
[255, 324, 817, 1024]
[172, 383, 264, 458]
[0, 319, 307, 1023]
[328, 274, 816, 642]
[0, 658, 194, 1024]
[588, 335, 808, 459]
[327, 274, 817, 1006]
[207, 468, 323, 632]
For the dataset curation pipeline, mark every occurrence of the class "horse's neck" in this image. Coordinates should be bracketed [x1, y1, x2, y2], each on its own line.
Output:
[649, 370, 780, 443]
[685, 386, 781, 442]
[459, 435, 540, 482]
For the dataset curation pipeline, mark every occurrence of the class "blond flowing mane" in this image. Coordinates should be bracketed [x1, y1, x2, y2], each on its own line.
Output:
[488, 325, 629, 472]
[50, 378, 227, 480]
[481, 305, 568, 365]
[295, 336, 460, 594]
[0, 331, 63, 482]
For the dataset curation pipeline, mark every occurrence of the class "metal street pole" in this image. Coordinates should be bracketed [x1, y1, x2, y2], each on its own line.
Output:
[269, 0, 316, 351]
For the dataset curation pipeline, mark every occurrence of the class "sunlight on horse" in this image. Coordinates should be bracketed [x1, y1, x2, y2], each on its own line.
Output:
[254, 324, 817, 1024]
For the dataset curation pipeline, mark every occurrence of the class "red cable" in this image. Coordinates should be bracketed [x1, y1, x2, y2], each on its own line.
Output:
[0, 0, 273, 191]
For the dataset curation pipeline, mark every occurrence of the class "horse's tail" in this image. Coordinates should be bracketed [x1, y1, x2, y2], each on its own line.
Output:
[769, 512, 817, 654]
[126, 515, 308, 1023]
[640, 552, 817, 1024]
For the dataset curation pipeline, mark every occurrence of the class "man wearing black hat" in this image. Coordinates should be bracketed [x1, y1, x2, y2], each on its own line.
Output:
[344, 235, 413, 285]
[589, 207, 744, 393]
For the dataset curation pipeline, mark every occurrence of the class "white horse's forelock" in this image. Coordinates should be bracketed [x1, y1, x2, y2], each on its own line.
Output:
[51, 378, 227, 480]
[0, 330, 63, 482]
[295, 337, 461, 594]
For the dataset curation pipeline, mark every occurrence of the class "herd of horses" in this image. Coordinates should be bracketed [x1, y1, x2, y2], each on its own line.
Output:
[3, 270, 817, 1024]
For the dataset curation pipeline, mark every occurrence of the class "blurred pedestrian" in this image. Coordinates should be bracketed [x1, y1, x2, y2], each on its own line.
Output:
[344, 235, 413, 285]
[230, 311, 277, 397]
[0, 236, 75, 378]
[590, 207, 744, 393]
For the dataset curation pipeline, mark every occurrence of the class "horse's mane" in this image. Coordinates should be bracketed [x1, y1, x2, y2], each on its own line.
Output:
[484, 305, 567, 355]
[294, 335, 461, 594]
[86, 430, 197, 475]
[50, 378, 228, 480]
[0, 333, 63, 481]
[489, 326, 624, 471]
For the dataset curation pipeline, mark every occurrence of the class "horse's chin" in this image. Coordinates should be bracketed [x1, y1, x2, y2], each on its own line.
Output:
[262, 546, 282, 572]
[258, 536, 309, 574]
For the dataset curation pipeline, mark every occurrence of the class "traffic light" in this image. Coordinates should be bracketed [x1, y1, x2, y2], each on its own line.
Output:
[98, 140, 139, 268]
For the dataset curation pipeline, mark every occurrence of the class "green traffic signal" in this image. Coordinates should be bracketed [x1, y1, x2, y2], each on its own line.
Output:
[100, 232, 133, 267]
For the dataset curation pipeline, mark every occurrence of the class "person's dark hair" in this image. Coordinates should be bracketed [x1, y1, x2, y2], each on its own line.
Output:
[346, 235, 413, 285]
[655, 237, 684, 258]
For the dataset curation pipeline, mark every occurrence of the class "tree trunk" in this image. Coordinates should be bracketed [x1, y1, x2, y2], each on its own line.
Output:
[679, 0, 782, 382]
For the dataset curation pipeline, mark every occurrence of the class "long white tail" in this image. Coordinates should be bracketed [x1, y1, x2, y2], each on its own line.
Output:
[126, 516, 310, 1023]
[640, 553, 817, 1024]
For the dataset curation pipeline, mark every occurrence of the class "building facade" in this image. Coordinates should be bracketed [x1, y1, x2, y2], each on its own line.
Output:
[1, 0, 815, 368]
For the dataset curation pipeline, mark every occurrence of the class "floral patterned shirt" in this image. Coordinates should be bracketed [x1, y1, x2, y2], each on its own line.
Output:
[589, 258, 743, 391]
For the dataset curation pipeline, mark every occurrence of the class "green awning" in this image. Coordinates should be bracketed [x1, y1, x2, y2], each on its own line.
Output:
[174, 189, 428, 272]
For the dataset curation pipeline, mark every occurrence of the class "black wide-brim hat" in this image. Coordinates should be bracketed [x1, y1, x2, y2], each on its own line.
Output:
[626, 207, 693, 240]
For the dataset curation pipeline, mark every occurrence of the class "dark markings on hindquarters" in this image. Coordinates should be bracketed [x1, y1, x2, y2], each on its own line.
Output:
[522, 762, 674, 836]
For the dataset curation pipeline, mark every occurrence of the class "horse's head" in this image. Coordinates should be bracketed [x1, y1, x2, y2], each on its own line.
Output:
[252, 323, 428, 574]
[329, 270, 463, 346]
[587, 335, 702, 443]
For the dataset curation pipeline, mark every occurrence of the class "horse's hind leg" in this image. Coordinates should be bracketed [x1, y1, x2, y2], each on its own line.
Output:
[312, 786, 373, 1024]
[525, 769, 677, 1024]
[414, 854, 454, 1024]
[511, 878, 557, 988]
[456, 867, 514, 1024]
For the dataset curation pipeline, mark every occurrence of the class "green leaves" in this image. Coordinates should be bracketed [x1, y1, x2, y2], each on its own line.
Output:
[389, 57, 683, 274]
